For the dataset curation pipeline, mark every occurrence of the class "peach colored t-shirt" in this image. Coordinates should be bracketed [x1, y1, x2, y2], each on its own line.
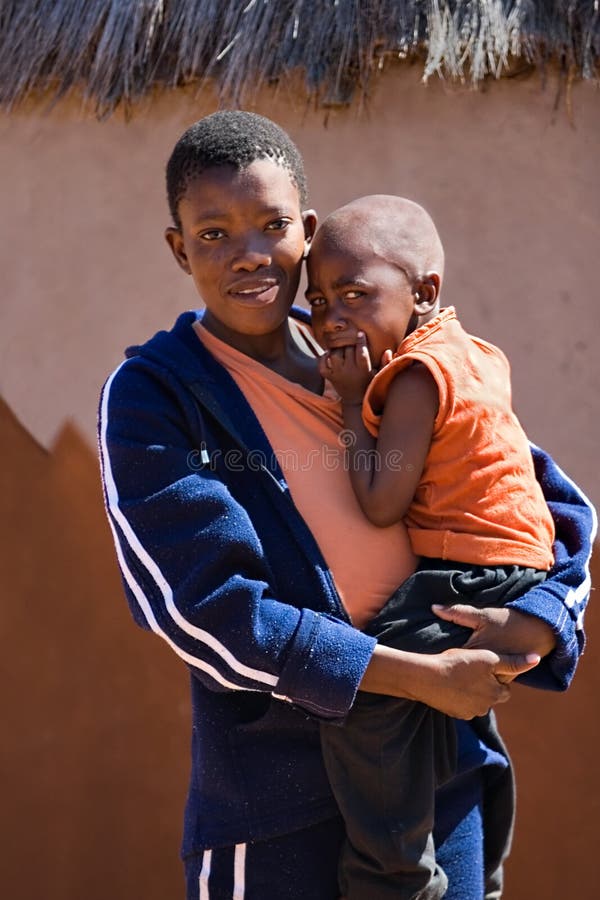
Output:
[195, 319, 416, 628]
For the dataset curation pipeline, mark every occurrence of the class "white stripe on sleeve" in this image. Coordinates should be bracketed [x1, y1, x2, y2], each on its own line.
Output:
[530, 442, 597, 631]
[99, 363, 278, 689]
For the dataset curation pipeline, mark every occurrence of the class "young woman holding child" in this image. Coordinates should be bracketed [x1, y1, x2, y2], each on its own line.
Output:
[99, 111, 594, 900]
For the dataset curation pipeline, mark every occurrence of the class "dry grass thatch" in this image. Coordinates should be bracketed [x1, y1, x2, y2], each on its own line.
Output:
[0, 1, 598, 117]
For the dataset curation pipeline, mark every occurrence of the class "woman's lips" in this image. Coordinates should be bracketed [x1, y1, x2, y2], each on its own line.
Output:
[228, 280, 279, 306]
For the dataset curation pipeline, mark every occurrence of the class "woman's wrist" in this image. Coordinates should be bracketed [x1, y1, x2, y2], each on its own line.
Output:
[358, 644, 423, 700]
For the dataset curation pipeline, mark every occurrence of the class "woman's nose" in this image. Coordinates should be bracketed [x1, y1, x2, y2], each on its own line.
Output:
[231, 237, 271, 271]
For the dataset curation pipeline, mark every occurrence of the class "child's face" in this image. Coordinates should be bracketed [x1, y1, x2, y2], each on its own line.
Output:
[165, 159, 316, 343]
[306, 238, 417, 367]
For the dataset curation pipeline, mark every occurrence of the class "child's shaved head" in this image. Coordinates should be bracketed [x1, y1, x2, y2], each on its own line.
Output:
[315, 195, 444, 286]
[307, 195, 445, 360]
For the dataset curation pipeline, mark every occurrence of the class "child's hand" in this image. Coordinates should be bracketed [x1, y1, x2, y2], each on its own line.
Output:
[379, 348, 394, 368]
[318, 332, 373, 405]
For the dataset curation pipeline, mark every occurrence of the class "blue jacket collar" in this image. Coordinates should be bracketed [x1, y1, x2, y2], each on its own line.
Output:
[126, 307, 313, 489]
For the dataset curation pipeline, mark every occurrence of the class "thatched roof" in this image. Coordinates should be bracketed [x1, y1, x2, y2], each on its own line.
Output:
[1, 1, 598, 117]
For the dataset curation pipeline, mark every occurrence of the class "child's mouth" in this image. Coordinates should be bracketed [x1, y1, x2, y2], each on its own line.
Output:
[325, 334, 359, 350]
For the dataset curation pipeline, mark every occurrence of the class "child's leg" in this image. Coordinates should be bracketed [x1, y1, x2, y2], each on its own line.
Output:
[320, 567, 465, 900]
[323, 563, 545, 900]
[365, 561, 548, 654]
[321, 693, 452, 899]
[183, 816, 345, 900]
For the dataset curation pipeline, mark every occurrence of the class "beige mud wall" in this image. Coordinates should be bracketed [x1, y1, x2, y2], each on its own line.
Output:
[1, 68, 599, 898]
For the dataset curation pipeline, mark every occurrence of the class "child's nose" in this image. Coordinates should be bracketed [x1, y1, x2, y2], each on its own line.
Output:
[322, 303, 348, 331]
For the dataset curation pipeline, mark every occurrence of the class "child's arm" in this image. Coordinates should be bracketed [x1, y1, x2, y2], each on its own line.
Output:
[320, 332, 438, 527]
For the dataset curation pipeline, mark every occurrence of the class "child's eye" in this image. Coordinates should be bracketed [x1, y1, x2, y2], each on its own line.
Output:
[344, 290, 365, 302]
[266, 218, 290, 231]
[308, 297, 326, 308]
[199, 229, 225, 241]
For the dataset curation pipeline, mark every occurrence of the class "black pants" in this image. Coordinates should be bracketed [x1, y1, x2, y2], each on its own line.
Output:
[320, 559, 546, 900]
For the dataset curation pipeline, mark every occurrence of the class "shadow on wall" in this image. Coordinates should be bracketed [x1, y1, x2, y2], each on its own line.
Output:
[1, 394, 598, 900]
[1, 395, 189, 900]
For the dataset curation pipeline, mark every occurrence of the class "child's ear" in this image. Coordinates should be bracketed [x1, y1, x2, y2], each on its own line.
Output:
[165, 227, 192, 275]
[302, 210, 318, 259]
[413, 273, 440, 315]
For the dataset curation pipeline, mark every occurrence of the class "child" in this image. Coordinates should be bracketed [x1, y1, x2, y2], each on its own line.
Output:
[307, 194, 556, 899]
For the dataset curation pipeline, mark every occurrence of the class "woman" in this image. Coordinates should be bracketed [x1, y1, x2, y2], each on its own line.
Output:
[98, 111, 594, 900]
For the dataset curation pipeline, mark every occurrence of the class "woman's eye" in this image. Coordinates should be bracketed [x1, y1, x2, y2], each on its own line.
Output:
[200, 229, 225, 241]
[266, 218, 290, 231]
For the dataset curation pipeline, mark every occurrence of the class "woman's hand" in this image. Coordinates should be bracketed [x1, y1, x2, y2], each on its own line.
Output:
[432, 604, 557, 661]
[359, 644, 540, 719]
[404, 646, 540, 718]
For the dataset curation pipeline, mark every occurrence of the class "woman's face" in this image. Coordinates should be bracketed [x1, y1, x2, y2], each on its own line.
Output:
[165, 159, 316, 347]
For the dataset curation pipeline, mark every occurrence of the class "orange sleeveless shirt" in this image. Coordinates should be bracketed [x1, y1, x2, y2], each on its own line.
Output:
[363, 308, 555, 569]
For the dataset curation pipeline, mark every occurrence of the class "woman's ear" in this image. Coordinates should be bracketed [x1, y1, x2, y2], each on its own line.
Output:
[302, 209, 318, 258]
[165, 227, 192, 275]
[413, 273, 441, 315]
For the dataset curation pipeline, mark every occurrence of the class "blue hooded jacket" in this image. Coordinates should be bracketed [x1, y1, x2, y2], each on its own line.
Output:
[98, 308, 596, 857]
